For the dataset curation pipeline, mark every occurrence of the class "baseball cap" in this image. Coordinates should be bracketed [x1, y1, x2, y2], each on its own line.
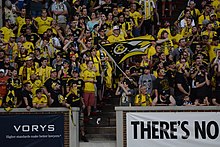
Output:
[210, 13, 217, 17]
[0, 69, 4, 73]
[113, 25, 120, 30]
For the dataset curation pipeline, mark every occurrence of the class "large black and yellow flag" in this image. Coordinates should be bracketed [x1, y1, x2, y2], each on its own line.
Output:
[101, 35, 155, 64]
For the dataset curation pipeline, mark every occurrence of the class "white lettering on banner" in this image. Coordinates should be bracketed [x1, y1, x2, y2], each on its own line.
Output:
[13, 125, 55, 132]
[126, 112, 220, 147]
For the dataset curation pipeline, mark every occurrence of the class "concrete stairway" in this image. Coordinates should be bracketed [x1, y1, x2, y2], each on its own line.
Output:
[83, 96, 118, 142]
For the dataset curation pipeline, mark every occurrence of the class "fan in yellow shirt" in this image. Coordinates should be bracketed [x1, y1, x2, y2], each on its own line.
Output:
[36, 57, 53, 84]
[134, 86, 152, 106]
[0, 20, 15, 42]
[15, 8, 26, 37]
[201, 23, 217, 42]
[34, 9, 54, 35]
[107, 26, 126, 43]
[32, 89, 48, 108]
[81, 61, 97, 93]
[198, 5, 211, 26]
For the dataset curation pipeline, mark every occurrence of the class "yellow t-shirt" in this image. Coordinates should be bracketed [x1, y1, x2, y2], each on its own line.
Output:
[181, 26, 192, 37]
[32, 94, 48, 105]
[16, 16, 26, 37]
[23, 41, 35, 54]
[190, 8, 201, 20]
[19, 66, 36, 82]
[129, 11, 142, 26]
[211, 21, 220, 31]
[160, 39, 174, 55]
[212, 0, 220, 10]
[30, 79, 43, 96]
[134, 94, 152, 106]
[90, 56, 101, 76]
[80, 63, 87, 73]
[201, 30, 217, 42]
[81, 69, 96, 92]
[36, 66, 52, 84]
[0, 27, 14, 42]
[34, 17, 54, 34]
[209, 44, 220, 62]
[107, 34, 125, 43]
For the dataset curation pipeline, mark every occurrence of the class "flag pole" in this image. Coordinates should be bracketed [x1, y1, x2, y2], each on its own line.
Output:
[98, 44, 131, 80]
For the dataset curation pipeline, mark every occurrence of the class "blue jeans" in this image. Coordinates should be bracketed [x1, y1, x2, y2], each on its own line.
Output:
[132, 27, 141, 37]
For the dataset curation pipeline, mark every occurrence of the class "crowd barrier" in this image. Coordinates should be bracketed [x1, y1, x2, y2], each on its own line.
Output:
[0, 107, 80, 147]
[115, 106, 220, 147]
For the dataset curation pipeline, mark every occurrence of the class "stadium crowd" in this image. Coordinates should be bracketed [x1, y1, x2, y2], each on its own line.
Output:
[0, 0, 220, 121]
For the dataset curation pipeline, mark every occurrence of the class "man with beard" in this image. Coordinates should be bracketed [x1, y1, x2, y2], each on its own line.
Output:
[152, 90, 176, 106]
[22, 82, 33, 111]
[3, 57, 14, 76]
[138, 66, 156, 97]
[153, 68, 170, 99]
[0, 19, 15, 42]
[19, 56, 37, 82]
[194, 65, 211, 106]
[175, 62, 190, 106]
[43, 69, 62, 107]
[20, 16, 37, 35]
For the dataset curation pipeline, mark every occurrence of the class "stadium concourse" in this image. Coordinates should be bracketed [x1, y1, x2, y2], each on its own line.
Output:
[0, 0, 220, 146]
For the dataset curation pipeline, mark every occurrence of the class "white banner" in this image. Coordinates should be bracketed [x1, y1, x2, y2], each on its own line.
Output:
[126, 112, 220, 147]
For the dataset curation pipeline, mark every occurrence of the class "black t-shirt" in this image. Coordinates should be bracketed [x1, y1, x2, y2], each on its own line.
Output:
[175, 72, 190, 96]
[44, 78, 62, 93]
[22, 89, 33, 107]
[71, 28, 82, 41]
[20, 24, 37, 34]
[153, 77, 170, 95]
[195, 74, 211, 97]
[66, 93, 81, 107]
[166, 69, 176, 88]
[100, 3, 114, 15]
[157, 96, 171, 105]
[25, 33, 40, 45]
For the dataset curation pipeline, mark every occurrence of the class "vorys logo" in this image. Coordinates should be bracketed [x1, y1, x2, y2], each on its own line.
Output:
[13, 125, 55, 132]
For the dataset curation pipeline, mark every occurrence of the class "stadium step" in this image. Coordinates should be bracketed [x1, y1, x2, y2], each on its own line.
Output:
[83, 94, 117, 142]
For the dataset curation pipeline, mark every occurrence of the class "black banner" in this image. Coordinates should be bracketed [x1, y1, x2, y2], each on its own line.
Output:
[0, 114, 64, 147]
